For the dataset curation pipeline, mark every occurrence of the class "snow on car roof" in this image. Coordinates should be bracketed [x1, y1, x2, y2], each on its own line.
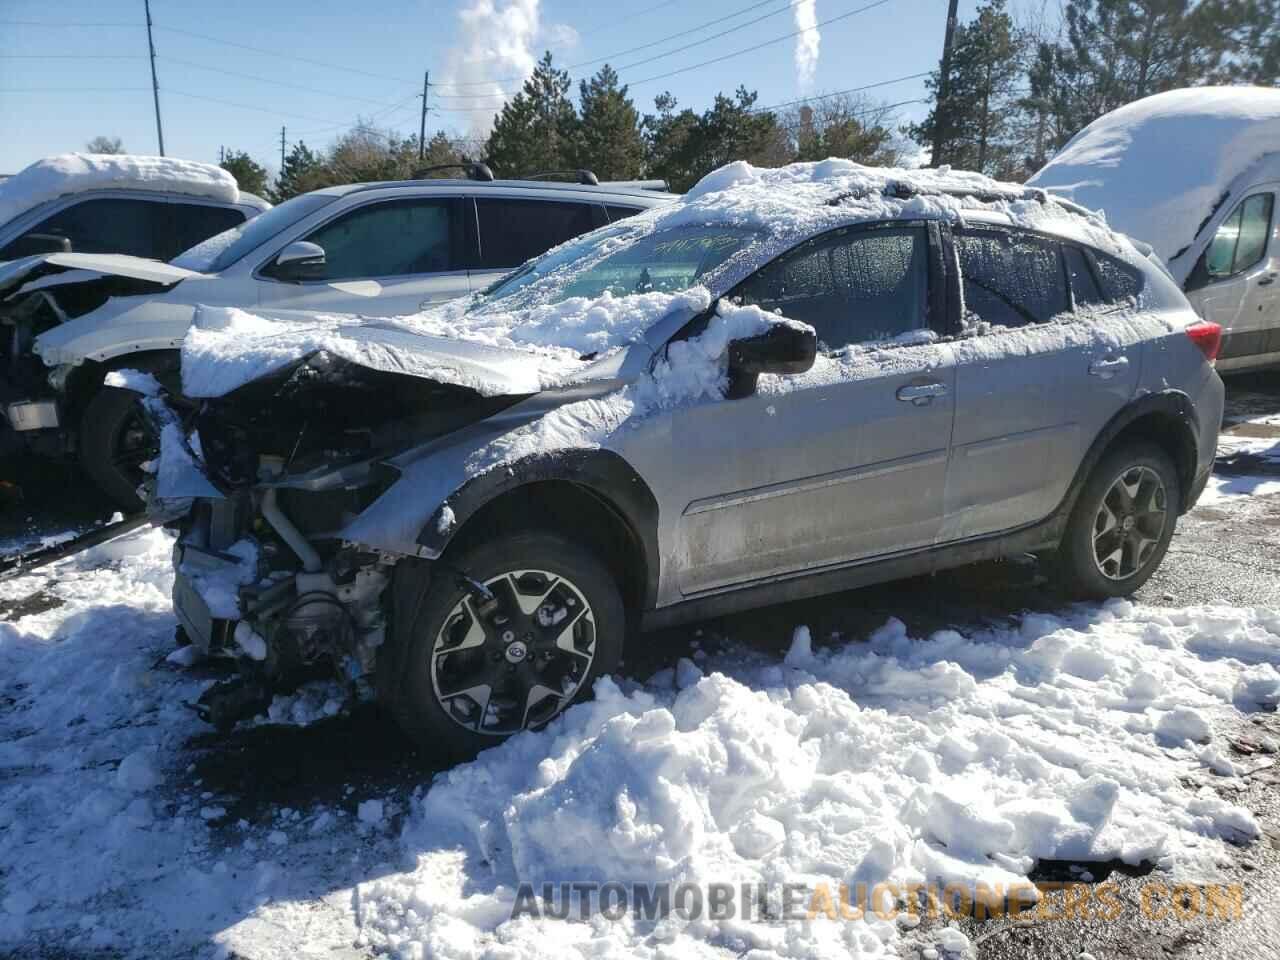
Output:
[1028, 86, 1280, 273]
[0, 153, 248, 227]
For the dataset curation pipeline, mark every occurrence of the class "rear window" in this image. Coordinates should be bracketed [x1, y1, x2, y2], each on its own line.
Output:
[1063, 245, 1104, 307]
[955, 229, 1069, 328]
[475, 199, 598, 269]
[1089, 251, 1143, 302]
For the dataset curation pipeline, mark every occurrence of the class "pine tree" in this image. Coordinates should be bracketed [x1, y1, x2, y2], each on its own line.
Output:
[1201, 0, 1280, 83]
[787, 96, 901, 166]
[219, 150, 270, 197]
[273, 141, 328, 201]
[910, 0, 1025, 175]
[574, 65, 645, 180]
[418, 131, 465, 175]
[486, 52, 580, 177]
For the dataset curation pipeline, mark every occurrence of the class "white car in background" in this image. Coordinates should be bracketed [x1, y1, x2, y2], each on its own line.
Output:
[0, 167, 674, 507]
[0, 152, 268, 262]
[1029, 86, 1280, 373]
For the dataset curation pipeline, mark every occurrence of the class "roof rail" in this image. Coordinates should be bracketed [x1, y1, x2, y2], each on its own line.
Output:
[825, 180, 1097, 219]
[414, 162, 495, 182]
[599, 178, 670, 192]
[521, 169, 600, 186]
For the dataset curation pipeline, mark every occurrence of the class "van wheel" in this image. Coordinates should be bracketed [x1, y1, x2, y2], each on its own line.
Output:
[79, 387, 156, 512]
[1052, 443, 1180, 599]
[382, 531, 625, 760]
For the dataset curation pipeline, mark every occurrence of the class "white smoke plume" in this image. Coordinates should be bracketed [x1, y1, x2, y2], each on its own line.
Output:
[792, 0, 820, 88]
[440, 0, 578, 136]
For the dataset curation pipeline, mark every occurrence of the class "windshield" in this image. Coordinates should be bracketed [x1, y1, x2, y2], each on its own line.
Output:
[172, 192, 339, 273]
[478, 223, 762, 312]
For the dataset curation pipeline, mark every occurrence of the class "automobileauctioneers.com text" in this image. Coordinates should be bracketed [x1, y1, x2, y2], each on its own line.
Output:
[510, 880, 1245, 923]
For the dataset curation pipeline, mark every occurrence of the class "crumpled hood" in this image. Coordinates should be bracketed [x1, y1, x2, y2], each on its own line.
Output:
[0, 251, 198, 301]
[181, 305, 600, 400]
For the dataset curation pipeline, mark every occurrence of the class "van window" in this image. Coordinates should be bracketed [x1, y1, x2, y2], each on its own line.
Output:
[1204, 192, 1275, 280]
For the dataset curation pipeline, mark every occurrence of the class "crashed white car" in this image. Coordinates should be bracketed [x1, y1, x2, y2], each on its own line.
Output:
[149, 160, 1221, 757]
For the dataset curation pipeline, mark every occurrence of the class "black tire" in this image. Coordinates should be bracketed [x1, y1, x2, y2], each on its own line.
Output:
[1051, 442, 1180, 599]
[79, 386, 156, 512]
[381, 531, 625, 760]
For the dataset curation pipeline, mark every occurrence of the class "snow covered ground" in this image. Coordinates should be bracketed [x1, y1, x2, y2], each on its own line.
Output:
[1, 512, 1278, 959]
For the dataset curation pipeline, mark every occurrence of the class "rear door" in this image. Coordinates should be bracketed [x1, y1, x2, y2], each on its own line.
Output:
[256, 196, 469, 315]
[942, 226, 1141, 542]
[470, 196, 604, 289]
[163, 201, 247, 262]
[655, 222, 956, 595]
[1185, 186, 1280, 369]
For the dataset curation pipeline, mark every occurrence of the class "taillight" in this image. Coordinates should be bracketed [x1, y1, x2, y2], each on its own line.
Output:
[1185, 321, 1222, 363]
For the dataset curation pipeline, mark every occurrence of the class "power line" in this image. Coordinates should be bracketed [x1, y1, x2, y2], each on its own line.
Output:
[157, 55, 416, 107]
[165, 89, 358, 127]
[752, 75, 931, 113]
[0, 54, 145, 59]
[629, 0, 896, 86]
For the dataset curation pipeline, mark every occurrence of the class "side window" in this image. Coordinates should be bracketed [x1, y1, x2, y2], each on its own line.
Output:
[298, 199, 456, 281]
[165, 203, 246, 262]
[734, 226, 928, 350]
[1090, 250, 1143, 302]
[954, 229, 1069, 328]
[1063, 245, 1104, 307]
[605, 204, 644, 223]
[475, 199, 597, 269]
[1199, 192, 1275, 284]
[4, 197, 165, 258]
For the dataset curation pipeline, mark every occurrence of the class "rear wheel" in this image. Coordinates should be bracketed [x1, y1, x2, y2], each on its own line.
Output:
[382, 531, 625, 759]
[1051, 442, 1180, 599]
[79, 386, 158, 512]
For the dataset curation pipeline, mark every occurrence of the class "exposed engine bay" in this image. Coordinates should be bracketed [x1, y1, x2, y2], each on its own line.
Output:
[164, 353, 526, 729]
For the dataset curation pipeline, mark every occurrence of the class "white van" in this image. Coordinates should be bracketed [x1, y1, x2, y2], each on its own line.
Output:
[1029, 86, 1280, 372]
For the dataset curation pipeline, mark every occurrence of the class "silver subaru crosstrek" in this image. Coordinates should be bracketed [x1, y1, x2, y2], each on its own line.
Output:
[154, 162, 1225, 756]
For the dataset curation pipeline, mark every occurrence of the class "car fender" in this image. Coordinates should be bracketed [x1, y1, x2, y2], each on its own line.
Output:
[33, 297, 196, 365]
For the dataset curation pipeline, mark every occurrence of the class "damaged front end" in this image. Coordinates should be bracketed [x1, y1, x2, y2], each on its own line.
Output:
[162, 352, 524, 729]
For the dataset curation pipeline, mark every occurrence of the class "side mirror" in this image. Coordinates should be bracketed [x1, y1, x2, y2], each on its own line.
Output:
[726, 322, 817, 398]
[9, 233, 72, 257]
[272, 241, 326, 282]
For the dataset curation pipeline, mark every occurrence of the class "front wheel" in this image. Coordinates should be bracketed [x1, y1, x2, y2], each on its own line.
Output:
[79, 386, 158, 512]
[382, 531, 625, 760]
[1051, 442, 1180, 599]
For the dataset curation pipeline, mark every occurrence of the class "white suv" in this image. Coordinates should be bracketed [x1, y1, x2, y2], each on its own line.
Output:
[0, 170, 674, 506]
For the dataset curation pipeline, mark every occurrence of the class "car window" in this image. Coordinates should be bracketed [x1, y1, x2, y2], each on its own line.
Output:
[475, 199, 597, 269]
[1089, 250, 1143, 302]
[2, 197, 164, 259]
[734, 226, 928, 350]
[202, 192, 338, 273]
[955, 229, 1069, 328]
[1063, 245, 1104, 307]
[605, 204, 644, 223]
[165, 203, 246, 262]
[300, 198, 456, 281]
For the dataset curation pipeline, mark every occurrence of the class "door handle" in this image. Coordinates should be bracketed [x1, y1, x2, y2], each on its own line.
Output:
[1088, 356, 1129, 378]
[1258, 274, 1276, 286]
[896, 382, 949, 405]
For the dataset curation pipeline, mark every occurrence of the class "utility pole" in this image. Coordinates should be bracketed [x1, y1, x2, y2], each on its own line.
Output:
[280, 126, 287, 172]
[143, 0, 165, 156]
[932, 0, 959, 168]
[219, 145, 224, 164]
[418, 71, 430, 161]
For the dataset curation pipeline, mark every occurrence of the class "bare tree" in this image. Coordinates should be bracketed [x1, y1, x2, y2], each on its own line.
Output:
[85, 136, 125, 154]
[782, 94, 903, 167]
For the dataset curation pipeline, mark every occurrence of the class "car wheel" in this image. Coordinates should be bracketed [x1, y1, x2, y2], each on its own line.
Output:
[79, 386, 157, 512]
[383, 531, 625, 760]
[1052, 442, 1180, 599]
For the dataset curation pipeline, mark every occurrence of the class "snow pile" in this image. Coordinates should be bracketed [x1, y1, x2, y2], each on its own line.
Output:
[1028, 87, 1280, 273]
[1, 525, 1277, 958]
[0, 154, 243, 227]
[349, 600, 1275, 959]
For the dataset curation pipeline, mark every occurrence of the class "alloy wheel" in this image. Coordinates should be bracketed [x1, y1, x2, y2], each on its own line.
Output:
[1091, 464, 1168, 581]
[430, 568, 597, 735]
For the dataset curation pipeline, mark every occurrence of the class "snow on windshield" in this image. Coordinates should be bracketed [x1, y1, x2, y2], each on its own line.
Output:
[1028, 87, 1280, 273]
[169, 226, 241, 272]
[0, 154, 241, 227]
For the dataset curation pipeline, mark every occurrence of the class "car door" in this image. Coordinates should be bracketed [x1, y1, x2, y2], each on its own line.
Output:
[943, 225, 1141, 542]
[651, 222, 956, 596]
[163, 201, 247, 262]
[1184, 187, 1279, 369]
[257, 196, 470, 316]
[470, 196, 604, 290]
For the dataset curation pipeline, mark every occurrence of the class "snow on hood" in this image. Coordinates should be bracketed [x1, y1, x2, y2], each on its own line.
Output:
[1028, 87, 1280, 272]
[0, 154, 245, 227]
[181, 288, 713, 399]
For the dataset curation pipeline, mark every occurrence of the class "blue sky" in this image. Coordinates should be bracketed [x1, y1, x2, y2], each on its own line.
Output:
[0, 0, 996, 175]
